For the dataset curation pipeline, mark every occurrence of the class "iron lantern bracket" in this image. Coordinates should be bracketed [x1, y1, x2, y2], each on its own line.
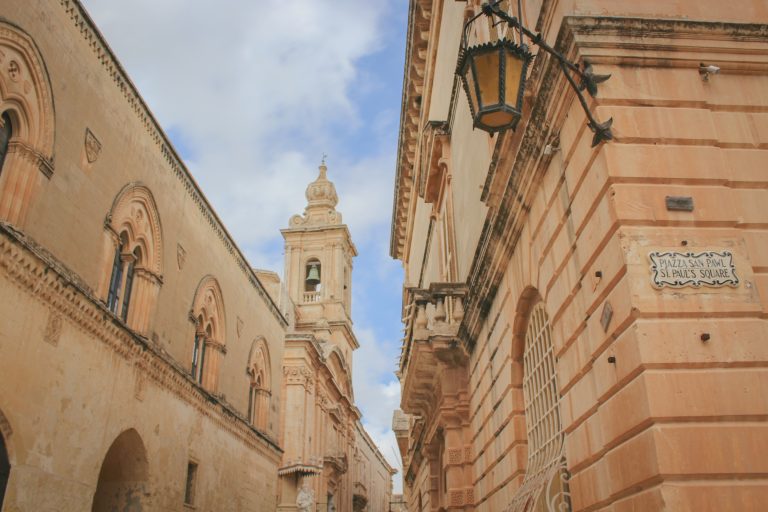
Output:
[474, 1, 613, 146]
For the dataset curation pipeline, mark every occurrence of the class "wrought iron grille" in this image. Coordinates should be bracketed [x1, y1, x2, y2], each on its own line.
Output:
[508, 302, 571, 512]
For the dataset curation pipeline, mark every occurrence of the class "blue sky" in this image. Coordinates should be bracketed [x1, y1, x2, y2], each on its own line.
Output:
[81, 0, 409, 492]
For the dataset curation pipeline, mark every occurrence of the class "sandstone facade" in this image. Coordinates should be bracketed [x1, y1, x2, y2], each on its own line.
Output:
[0, 1, 393, 510]
[391, 1, 768, 511]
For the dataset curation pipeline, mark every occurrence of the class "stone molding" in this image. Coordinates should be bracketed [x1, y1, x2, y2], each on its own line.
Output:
[56, 0, 286, 327]
[0, 222, 282, 457]
[283, 365, 315, 390]
[390, 0, 435, 260]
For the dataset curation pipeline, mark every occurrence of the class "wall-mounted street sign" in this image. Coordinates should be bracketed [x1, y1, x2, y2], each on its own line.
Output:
[649, 250, 739, 289]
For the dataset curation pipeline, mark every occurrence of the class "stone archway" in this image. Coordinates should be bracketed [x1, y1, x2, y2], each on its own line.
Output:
[92, 429, 149, 512]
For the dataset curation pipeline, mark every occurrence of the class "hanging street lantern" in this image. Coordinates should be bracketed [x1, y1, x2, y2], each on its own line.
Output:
[457, 38, 532, 132]
[457, 1, 613, 147]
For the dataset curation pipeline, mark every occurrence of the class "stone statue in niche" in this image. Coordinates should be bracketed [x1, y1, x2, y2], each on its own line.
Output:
[296, 479, 314, 512]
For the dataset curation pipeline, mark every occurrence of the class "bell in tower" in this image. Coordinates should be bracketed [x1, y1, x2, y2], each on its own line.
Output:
[305, 261, 321, 291]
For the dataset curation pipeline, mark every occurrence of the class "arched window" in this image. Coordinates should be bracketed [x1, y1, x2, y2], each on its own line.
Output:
[509, 301, 571, 512]
[190, 276, 226, 391]
[0, 112, 11, 174]
[99, 184, 163, 334]
[247, 338, 271, 431]
[0, 22, 56, 226]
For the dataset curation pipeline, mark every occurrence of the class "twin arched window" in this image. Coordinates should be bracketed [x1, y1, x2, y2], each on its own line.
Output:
[190, 277, 226, 391]
[100, 184, 163, 334]
[247, 339, 271, 431]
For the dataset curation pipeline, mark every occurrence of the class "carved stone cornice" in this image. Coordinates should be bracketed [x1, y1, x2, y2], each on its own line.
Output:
[0, 222, 282, 458]
[390, 0, 436, 260]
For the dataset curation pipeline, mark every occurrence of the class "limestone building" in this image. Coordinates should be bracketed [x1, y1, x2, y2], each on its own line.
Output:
[0, 0, 393, 510]
[277, 164, 397, 510]
[391, 1, 768, 511]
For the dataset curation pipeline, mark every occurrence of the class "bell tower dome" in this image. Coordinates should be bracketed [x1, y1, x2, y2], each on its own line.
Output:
[282, 160, 359, 361]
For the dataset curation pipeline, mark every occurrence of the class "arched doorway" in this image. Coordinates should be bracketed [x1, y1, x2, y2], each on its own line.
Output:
[0, 433, 10, 509]
[92, 429, 149, 512]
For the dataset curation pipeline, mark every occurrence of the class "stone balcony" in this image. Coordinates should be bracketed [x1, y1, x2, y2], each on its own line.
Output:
[398, 282, 468, 419]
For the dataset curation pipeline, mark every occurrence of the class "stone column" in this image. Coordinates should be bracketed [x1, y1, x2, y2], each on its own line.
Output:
[201, 339, 225, 393]
[128, 268, 161, 336]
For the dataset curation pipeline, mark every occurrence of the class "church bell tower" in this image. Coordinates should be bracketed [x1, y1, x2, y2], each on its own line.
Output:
[282, 161, 358, 363]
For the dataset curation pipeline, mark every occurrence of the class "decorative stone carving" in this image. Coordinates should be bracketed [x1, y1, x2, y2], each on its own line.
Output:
[7, 59, 20, 81]
[296, 480, 315, 512]
[84, 128, 102, 164]
[43, 310, 63, 346]
[176, 243, 186, 270]
[447, 447, 463, 465]
[284, 365, 314, 389]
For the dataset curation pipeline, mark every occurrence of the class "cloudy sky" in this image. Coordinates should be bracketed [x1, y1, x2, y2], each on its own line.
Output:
[80, 0, 407, 492]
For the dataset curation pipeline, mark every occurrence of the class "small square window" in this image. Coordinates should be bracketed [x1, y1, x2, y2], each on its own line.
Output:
[184, 461, 198, 506]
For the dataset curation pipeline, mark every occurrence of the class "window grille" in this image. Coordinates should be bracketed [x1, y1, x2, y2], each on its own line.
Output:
[509, 301, 571, 512]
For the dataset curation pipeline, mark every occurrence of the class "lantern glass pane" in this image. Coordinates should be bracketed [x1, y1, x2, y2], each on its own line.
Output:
[479, 110, 516, 129]
[463, 61, 480, 115]
[504, 49, 524, 109]
[475, 50, 500, 107]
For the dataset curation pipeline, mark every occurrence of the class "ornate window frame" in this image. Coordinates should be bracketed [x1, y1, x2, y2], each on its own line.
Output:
[0, 21, 55, 227]
[189, 276, 226, 392]
[99, 183, 163, 334]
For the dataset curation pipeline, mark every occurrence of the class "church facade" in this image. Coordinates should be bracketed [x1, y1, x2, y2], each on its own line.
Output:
[0, 1, 393, 510]
[391, 0, 768, 511]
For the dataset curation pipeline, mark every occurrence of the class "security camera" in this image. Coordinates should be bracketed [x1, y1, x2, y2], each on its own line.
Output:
[699, 63, 720, 81]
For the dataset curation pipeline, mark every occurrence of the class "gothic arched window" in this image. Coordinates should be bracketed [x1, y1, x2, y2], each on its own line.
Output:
[509, 301, 571, 512]
[247, 338, 271, 431]
[190, 276, 226, 391]
[100, 184, 163, 334]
